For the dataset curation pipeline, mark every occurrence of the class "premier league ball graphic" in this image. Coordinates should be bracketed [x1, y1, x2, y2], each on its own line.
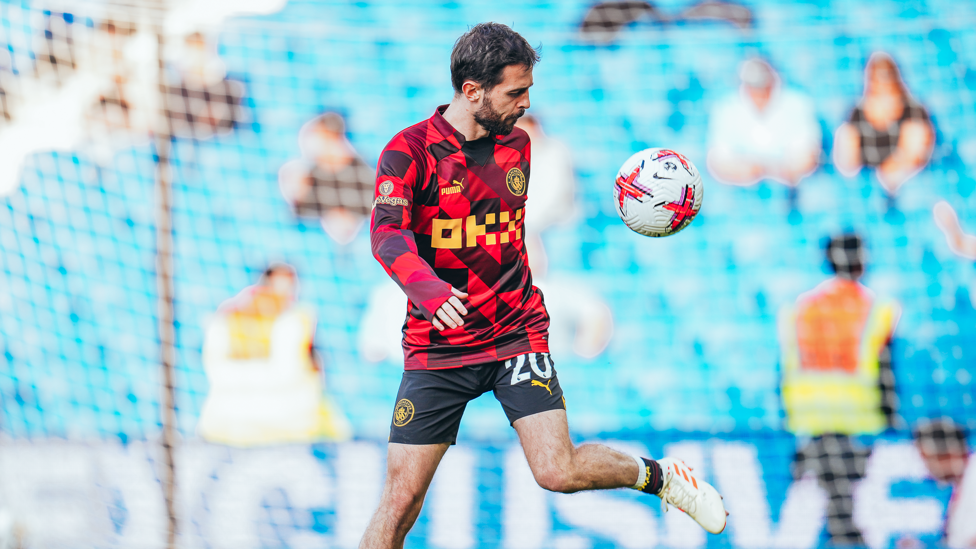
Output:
[613, 148, 704, 237]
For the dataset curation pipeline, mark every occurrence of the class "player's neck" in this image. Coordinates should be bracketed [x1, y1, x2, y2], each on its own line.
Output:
[442, 99, 491, 142]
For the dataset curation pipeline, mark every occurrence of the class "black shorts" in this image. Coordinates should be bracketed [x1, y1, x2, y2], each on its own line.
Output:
[389, 352, 565, 445]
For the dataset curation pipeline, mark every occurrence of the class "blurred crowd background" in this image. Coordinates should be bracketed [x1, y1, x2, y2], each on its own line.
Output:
[0, 0, 974, 547]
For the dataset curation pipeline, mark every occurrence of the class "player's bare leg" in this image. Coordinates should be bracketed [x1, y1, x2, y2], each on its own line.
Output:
[515, 409, 638, 491]
[514, 409, 728, 533]
[359, 442, 450, 549]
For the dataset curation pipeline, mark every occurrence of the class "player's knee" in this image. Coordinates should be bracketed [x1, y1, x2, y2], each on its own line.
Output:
[533, 466, 577, 494]
[526, 446, 577, 493]
[383, 495, 423, 527]
[383, 484, 426, 518]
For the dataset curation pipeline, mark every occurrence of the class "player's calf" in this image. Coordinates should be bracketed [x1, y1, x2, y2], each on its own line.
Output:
[360, 443, 448, 549]
[360, 484, 429, 549]
[517, 411, 646, 493]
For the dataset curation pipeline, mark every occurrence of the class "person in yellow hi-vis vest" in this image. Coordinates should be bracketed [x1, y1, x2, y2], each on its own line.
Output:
[198, 264, 352, 446]
[779, 234, 900, 546]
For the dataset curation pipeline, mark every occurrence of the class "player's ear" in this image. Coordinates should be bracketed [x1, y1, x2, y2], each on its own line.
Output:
[461, 80, 482, 104]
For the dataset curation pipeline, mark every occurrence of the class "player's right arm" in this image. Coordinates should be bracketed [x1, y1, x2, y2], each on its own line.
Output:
[370, 139, 467, 330]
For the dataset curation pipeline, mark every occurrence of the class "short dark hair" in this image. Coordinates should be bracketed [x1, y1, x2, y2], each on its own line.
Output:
[450, 23, 540, 94]
[261, 262, 296, 283]
[913, 417, 969, 455]
[826, 233, 865, 280]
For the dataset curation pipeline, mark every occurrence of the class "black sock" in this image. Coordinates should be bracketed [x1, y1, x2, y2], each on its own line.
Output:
[636, 457, 664, 495]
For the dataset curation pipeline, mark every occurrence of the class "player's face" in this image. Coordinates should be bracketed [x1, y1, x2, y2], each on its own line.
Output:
[474, 64, 533, 136]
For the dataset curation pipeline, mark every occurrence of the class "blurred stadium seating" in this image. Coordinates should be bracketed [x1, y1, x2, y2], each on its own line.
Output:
[0, 0, 974, 547]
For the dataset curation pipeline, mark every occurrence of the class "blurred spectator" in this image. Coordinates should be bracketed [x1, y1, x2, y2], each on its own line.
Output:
[87, 20, 153, 134]
[779, 233, 901, 546]
[358, 279, 406, 364]
[579, 1, 665, 41]
[913, 418, 976, 548]
[163, 0, 288, 36]
[279, 112, 375, 245]
[579, 0, 752, 41]
[915, 418, 970, 486]
[934, 201, 976, 260]
[0, 507, 17, 549]
[92, 21, 132, 129]
[84, 19, 157, 165]
[0, 16, 146, 193]
[678, 1, 753, 29]
[516, 114, 614, 359]
[198, 264, 352, 446]
[707, 58, 820, 196]
[791, 434, 869, 543]
[516, 114, 577, 276]
[833, 52, 934, 197]
[164, 31, 247, 140]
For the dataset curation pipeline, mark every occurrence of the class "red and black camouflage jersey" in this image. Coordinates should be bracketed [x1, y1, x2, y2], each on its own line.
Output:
[370, 105, 550, 370]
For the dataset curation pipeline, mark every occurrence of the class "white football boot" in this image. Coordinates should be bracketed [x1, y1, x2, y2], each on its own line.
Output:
[656, 457, 728, 534]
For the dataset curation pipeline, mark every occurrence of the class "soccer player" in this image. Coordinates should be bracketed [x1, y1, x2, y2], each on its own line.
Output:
[363, 23, 727, 548]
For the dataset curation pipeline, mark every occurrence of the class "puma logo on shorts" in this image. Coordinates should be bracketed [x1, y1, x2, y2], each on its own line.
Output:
[389, 353, 564, 445]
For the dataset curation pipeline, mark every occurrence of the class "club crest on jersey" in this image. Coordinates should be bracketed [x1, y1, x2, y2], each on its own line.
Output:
[393, 398, 415, 427]
[506, 168, 526, 196]
[379, 180, 394, 196]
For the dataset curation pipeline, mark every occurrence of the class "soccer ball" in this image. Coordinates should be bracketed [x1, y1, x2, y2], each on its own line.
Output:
[613, 148, 703, 237]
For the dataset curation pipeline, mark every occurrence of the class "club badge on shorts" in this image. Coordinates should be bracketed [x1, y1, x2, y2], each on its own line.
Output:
[506, 168, 526, 196]
[393, 398, 415, 427]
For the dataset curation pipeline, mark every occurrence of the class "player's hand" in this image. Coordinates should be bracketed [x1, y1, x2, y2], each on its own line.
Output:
[431, 287, 468, 331]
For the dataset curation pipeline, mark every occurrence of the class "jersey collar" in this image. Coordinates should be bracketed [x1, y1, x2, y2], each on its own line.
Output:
[431, 105, 467, 149]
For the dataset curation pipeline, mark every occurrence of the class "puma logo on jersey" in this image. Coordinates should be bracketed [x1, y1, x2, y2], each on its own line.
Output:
[441, 179, 465, 195]
[532, 379, 552, 395]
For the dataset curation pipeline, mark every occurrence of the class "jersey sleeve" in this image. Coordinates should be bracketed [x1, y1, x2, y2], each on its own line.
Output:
[370, 140, 454, 322]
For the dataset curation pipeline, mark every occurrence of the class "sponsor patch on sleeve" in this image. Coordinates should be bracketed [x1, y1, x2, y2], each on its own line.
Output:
[374, 196, 409, 207]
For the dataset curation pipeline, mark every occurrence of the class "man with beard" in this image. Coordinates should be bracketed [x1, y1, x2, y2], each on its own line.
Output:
[363, 23, 727, 548]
